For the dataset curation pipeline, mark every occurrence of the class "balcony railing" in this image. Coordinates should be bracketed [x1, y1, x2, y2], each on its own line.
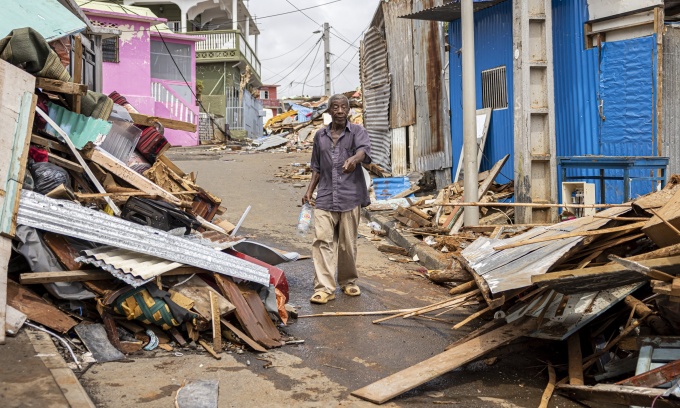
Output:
[261, 98, 280, 108]
[187, 30, 261, 80]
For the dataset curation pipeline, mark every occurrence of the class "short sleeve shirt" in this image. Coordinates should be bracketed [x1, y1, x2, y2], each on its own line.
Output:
[310, 122, 372, 212]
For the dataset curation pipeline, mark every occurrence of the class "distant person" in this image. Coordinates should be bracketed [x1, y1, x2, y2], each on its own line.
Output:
[302, 94, 372, 304]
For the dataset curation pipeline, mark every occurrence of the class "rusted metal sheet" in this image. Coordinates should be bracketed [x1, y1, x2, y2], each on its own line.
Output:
[383, 0, 416, 128]
[361, 27, 392, 172]
[411, 0, 452, 174]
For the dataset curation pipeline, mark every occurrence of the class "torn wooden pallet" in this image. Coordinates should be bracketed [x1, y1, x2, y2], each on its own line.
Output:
[531, 256, 680, 294]
[460, 207, 630, 295]
[351, 319, 536, 404]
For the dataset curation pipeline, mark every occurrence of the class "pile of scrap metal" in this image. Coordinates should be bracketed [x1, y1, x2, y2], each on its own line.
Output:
[349, 175, 680, 406]
[0, 30, 295, 369]
[257, 91, 363, 152]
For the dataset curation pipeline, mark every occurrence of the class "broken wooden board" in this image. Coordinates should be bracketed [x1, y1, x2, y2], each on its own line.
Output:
[221, 318, 267, 353]
[239, 286, 282, 342]
[378, 244, 409, 256]
[6, 280, 77, 333]
[20, 267, 205, 285]
[643, 183, 680, 248]
[461, 207, 630, 295]
[351, 319, 536, 404]
[74, 323, 125, 363]
[175, 379, 219, 408]
[531, 256, 680, 294]
[169, 275, 234, 320]
[43, 232, 83, 270]
[557, 384, 680, 408]
[35, 77, 88, 95]
[129, 112, 196, 132]
[395, 206, 431, 227]
[214, 274, 281, 349]
[87, 147, 181, 205]
[617, 358, 680, 388]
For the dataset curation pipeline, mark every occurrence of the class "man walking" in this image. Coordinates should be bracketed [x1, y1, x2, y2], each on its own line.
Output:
[302, 94, 372, 304]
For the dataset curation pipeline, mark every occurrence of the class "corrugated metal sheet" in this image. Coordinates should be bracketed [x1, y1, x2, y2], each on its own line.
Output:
[383, 0, 416, 128]
[361, 27, 392, 172]
[663, 25, 680, 176]
[412, 0, 452, 174]
[391, 127, 408, 175]
[45, 102, 112, 149]
[76, 246, 183, 287]
[0, 0, 86, 42]
[401, 0, 508, 22]
[449, 0, 513, 176]
[17, 191, 270, 285]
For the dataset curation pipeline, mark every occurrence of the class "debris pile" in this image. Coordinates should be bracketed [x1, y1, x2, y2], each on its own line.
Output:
[0, 31, 295, 370]
[347, 169, 680, 405]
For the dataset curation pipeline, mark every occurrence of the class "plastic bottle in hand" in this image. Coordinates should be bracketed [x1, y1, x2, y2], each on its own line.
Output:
[297, 203, 313, 235]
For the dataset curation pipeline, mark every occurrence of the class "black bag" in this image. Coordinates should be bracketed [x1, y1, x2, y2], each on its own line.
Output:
[121, 197, 200, 234]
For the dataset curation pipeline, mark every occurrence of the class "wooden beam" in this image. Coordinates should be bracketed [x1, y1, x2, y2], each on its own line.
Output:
[493, 222, 646, 251]
[616, 359, 680, 388]
[221, 319, 267, 353]
[31, 134, 70, 153]
[533, 256, 680, 284]
[351, 319, 536, 405]
[19, 267, 206, 284]
[557, 384, 679, 408]
[48, 153, 83, 173]
[72, 35, 83, 114]
[87, 147, 181, 205]
[129, 112, 196, 132]
[538, 363, 556, 408]
[35, 78, 87, 95]
[567, 333, 584, 385]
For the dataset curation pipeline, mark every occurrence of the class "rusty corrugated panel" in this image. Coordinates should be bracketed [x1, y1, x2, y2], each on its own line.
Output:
[383, 0, 416, 128]
[663, 26, 680, 175]
[361, 27, 392, 172]
[411, 0, 452, 173]
[391, 127, 408, 176]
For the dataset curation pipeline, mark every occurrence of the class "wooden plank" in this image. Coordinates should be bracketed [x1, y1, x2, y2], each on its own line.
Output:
[158, 154, 186, 177]
[43, 232, 83, 270]
[377, 244, 408, 256]
[170, 275, 234, 320]
[0, 237, 10, 344]
[395, 206, 432, 227]
[31, 134, 71, 153]
[538, 363, 556, 408]
[129, 112, 196, 132]
[351, 319, 536, 404]
[221, 318, 267, 353]
[214, 274, 281, 348]
[390, 185, 420, 199]
[6, 280, 77, 333]
[240, 287, 282, 342]
[609, 255, 676, 282]
[557, 384, 679, 408]
[35, 77, 87, 95]
[494, 222, 646, 250]
[198, 339, 221, 360]
[210, 291, 222, 352]
[617, 359, 680, 387]
[19, 267, 206, 284]
[88, 147, 180, 205]
[47, 153, 84, 173]
[72, 35, 83, 114]
[567, 333, 584, 385]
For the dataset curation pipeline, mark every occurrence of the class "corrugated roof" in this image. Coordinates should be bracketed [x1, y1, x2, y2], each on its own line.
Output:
[17, 191, 270, 285]
[45, 102, 112, 149]
[0, 0, 86, 41]
[76, 246, 183, 287]
[400, 0, 507, 22]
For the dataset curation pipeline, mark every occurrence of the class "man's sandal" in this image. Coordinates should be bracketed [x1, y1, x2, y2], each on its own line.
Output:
[342, 284, 361, 296]
[310, 291, 335, 304]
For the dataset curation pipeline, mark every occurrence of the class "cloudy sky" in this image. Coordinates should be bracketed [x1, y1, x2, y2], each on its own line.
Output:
[248, 0, 378, 99]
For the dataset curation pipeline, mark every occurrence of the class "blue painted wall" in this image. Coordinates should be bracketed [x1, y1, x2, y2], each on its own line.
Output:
[449, 0, 659, 203]
[449, 0, 514, 184]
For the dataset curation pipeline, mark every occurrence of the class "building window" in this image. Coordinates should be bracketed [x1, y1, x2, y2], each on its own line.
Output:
[481, 66, 508, 110]
[261, 90, 269, 100]
[102, 37, 119, 63]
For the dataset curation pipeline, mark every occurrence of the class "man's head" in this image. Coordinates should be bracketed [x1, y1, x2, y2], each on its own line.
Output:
[328, 94, 350, 127]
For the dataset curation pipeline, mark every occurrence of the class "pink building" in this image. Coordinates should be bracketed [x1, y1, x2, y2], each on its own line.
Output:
[78, 2, 203, 146]
[259, 84, 281, 117]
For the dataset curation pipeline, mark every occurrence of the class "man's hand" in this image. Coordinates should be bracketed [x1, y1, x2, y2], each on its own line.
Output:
[302, 192, 312, 205]
[342, 157, 357, 174]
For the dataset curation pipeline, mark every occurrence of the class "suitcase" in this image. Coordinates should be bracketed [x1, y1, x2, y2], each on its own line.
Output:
[121, 197, 200, 234]
[136, 126, 169, 162]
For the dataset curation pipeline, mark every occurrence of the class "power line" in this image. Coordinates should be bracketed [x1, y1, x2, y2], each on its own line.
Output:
[302, 40, 323, 95]
[330, 27, 359, 49]
[267, 37, 324, 84]
[259, 30, 320, 61]
[284, 0, 318, 25]
[263, 37, 323, 82]
[332, 47, 360, 81]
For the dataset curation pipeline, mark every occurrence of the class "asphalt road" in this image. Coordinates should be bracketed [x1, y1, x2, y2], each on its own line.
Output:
[80, 149, 579, 407]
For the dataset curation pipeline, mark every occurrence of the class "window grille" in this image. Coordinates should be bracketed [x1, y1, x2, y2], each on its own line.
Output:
[481, 66, 508, 109]
[102, 38, 119, 63]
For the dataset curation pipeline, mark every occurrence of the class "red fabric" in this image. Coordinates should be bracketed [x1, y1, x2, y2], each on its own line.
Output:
[225, 249, 290, 302]
[29, 146, 49, 163]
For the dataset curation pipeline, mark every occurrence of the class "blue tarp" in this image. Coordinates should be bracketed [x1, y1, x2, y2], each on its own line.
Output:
[290, 104, 314, 123]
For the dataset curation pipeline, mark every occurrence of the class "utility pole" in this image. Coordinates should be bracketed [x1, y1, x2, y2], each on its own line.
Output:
[462, 0, 479, 226]
[323, 22, 331, 97]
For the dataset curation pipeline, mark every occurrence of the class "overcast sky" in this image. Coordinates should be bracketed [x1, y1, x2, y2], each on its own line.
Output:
[249, 0, 378, 99]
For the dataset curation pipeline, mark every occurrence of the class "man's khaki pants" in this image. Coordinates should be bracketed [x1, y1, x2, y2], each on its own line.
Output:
[312, 206, 360, 294]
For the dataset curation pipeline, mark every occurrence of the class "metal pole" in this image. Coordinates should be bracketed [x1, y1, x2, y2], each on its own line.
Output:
[232, 0, 238, 30]
[323, 22, 331, 97]
[462, 0, 479, 226]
